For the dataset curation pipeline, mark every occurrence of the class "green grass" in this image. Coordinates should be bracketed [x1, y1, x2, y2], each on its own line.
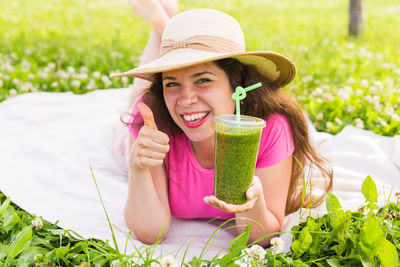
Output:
[0, 0, 399, 135]
[1, 0, 400, 265]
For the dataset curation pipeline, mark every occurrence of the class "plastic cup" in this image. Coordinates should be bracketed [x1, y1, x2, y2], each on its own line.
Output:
[214, 114, 266, 204]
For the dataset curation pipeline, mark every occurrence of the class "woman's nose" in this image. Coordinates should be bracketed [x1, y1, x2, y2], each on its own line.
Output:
[177, 85, 197, 106]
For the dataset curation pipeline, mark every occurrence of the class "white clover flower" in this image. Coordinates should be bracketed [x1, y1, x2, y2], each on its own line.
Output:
[312, 87, 323, 96]
[378, 117, 387, 127]
[25, 48, 33, 55]
[28, 73, 35, 80]
[346, 42, 355, 49]
[92, 71, 101, 79]
[48, 62, 56, 69]
[347, 105, 355, 114]
[71, 80, 81, 88]
[384, 106, 394, 116]
[320, 84, 330, 91]
[12, 78, 20, 86]
[86, 79, 97, 91]
[355, 89, 363, 95]
[160, 255, 177, 267]
[326, 121, 334, 130]
[31, 217, 43, 230]
[270, 237, 285, 254]
[347, 76, 356, 84]
[0, 79, 3, 88]
[381, 63, 394, 70]
[76, 73, 88, 80]
[355, 118, 364, 129]
[21, 60, 32, 70]
[67, 66, 75, 74]
[249, 244, 266, 260]
[337, 90, 350, 101]
[121, 76, 129, 85]
[365, 95, 373, 103]
[335, 118, 342, 125]
[80, 66, 88, 73]
[110, 51, 123, 59]
[51, 81, 59, 88]
[386, 78, 394, 87]
[369, 86, 377, 95]
[2, 62, 14, 72]
[302, 75, 313, 83]
[323, 93, 333, 101]
[57, 70, 69, 79]
[101, 75, 112, 87]
[38, 70, 49, 79]
[316, 113, 324, 120]
[8, 88, 17, 97]
[111, 259, 121, 267]
[360, 79, 369, 88]
[392, 113, 400, 122]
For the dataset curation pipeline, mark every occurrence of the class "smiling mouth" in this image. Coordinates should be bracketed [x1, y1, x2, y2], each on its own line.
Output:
[182, 112, 209, 123]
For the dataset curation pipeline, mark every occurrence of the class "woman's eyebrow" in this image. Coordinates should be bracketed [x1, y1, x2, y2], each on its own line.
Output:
[162, 76, 176, 81]
[163, 71, 216, 81]
[191, 71, 215, 78]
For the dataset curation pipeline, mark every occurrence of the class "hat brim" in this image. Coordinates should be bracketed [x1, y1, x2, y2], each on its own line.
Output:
[110, 48, 296, 87]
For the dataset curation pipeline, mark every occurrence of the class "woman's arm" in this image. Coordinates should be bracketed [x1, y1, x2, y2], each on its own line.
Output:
[204, 155, 292, 246]
[235, 155, 292, 246]
[124, 104, 171, 244]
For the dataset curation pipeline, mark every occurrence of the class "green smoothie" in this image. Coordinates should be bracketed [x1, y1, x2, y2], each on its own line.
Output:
[214, 115, 265, 204]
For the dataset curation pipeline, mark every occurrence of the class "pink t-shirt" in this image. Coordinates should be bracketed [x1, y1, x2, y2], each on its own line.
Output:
[128, 100, 294, 220]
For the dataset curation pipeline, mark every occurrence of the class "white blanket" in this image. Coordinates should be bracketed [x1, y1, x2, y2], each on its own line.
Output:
[0, 88, 399, 261]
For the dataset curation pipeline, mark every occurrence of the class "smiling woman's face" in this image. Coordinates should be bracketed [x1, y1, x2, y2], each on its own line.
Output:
[162, 62, 236, 143]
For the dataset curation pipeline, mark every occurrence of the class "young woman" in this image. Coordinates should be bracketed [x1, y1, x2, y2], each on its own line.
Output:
[111, 0, 333, 246]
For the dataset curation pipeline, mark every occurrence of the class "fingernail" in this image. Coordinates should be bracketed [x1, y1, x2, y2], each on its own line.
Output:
[248, 191, 254, 199]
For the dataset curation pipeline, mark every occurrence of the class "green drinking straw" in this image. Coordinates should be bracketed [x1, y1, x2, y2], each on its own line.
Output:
[231, 82, 262, 122]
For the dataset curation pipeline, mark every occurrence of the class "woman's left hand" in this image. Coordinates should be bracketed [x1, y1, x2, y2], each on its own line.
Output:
[203, 175, 264, 213]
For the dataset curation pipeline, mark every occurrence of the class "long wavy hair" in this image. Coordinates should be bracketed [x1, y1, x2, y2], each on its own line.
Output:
[127, 58, 333, 215]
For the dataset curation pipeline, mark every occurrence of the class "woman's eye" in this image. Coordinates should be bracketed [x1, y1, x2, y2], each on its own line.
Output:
[196, 78, 211, 84]
[165, 82, 179, 87]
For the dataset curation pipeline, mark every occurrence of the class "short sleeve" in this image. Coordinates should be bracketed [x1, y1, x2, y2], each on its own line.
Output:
[256, 114, 294, 168]
[127, 97, 144, 138]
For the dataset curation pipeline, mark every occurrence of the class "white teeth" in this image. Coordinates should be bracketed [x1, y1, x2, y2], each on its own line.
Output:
[183, 112, 207, 122]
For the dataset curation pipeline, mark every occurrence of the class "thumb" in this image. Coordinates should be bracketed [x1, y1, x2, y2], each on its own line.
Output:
[137, 102, 157, 130]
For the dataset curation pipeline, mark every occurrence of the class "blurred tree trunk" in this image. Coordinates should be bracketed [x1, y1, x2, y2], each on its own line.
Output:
[349, 0, 363, 36]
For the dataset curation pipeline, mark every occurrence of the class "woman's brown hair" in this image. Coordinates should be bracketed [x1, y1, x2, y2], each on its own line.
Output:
[127, 58, 333, 215]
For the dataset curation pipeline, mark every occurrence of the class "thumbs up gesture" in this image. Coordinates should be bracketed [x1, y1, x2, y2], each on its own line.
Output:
[131, 103, 170, 169]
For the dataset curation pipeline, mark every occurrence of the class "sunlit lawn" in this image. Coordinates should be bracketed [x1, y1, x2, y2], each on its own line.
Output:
[0, 0, 399, 135]
[1, 0, 400, 265]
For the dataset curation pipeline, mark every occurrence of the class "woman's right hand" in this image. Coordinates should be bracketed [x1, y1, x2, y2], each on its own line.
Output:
[130, 102, 170, 170]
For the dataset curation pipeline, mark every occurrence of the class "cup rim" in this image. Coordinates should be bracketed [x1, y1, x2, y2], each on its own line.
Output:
[214, 114, 266, 128]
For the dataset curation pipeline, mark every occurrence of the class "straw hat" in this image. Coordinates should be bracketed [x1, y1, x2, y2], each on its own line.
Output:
[110, 8, 296, 87]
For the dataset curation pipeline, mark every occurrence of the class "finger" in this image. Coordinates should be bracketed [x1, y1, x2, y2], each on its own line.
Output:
[246, 186, 260, 201]
[204, 196, 227, 210]
[137, 157, 164, 168]
[205, 196, 256, 213]
[138, 147, 168, 160]
[137, 102, 157, 130]
[139, 126, 169, 145]
[136, 134, 170, 153]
